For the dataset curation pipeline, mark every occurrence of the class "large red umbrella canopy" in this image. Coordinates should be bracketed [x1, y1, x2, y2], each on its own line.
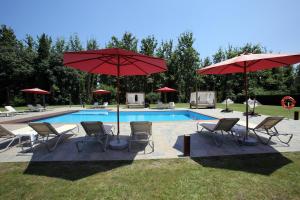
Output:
[21, 88, 50, 95]
[64, 48, 166, 76]
[92, 89, 111, 95]
[197, 53, 300, 144]
[197, 53, 300, 74]
[63, 48, 167, 142]
[156, 87, 177, 93]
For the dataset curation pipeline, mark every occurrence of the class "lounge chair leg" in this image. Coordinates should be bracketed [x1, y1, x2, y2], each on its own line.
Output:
[0, 137, 18, 153]
[212, 131, 223, 147]
[48, 134, 65, 152]
[103, 135, 108, 152]
[151, 140, 154, 152]
[128, 141, 131, 152]
[197, 126, 204, 134]
[76, 141, 84, 152]
[253, 130, 270, 145]
[273, 127, 293, 145]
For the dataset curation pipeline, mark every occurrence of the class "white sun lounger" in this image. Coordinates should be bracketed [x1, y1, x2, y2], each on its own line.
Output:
[0, 125, 37, 152]
[78, 121, 114, 152]
[29, 122, 78, 152]
[129, 121, 154, 153]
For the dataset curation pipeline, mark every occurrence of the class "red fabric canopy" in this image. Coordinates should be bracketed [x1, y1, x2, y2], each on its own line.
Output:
[21, 88, 50, 95]
[92, 89, 111, 95]
[156, 87, 177, 93]
[63, 48, 167, 139]
[64, 48, 167, 76]
[196, 52, 300, 144]
[197, 53, 300, 75]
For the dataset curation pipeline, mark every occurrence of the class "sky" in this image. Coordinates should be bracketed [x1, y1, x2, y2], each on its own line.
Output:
[1, 0, 300, 59]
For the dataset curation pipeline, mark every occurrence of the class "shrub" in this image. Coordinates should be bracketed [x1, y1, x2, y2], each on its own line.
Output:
[146, 92, 160, 104]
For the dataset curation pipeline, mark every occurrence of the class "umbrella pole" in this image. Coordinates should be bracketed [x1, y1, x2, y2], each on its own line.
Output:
[244, 62, 249, 140]
[43, 95, 45, 108]
[117, 56, 120, 139]
[109, 55, 128, 150]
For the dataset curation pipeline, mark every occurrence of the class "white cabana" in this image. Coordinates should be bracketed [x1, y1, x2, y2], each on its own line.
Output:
[126, 93, 145, 108]
[190, 91, 216, 108]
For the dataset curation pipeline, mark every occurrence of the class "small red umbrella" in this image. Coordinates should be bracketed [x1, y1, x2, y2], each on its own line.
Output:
[156, 87, 177, 93]
[93, 89, 111, 104]
[21, 88, 50, 107]
[21, 88, 50, 95]
[197, 53, 300, 144]
[92, 89, 111, 95]
[156, 87, 177, 103]
[64, 48, 167, 149]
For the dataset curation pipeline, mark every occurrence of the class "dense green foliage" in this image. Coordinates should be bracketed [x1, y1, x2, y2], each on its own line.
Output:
[1, 24, 299, 106]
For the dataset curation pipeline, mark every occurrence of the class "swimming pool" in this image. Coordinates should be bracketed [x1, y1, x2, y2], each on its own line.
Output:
[36, 110, 216, 123]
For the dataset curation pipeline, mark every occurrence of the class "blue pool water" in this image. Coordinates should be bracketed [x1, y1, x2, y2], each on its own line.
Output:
[36, 110, 216, 123]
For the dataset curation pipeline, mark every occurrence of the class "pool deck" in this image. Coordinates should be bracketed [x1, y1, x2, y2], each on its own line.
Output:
[0, 106, 299, 162]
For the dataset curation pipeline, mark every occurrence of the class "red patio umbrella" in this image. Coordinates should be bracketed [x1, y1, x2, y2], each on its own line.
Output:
[92, 89, 111, 95]
[21, 88, 50, 107]
[93, 89, 111, 104]
[156, 87, 177, 103]
[64, 48, 167, 149]
[197, 53, 300, 144]
[21, 88, 50, 95]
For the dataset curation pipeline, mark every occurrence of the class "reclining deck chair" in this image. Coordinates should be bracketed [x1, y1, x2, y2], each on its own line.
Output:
[129, 121, 154, 153]
[29, 122, 78, 152]
[36, 104, 47, 111]
[0, 125, 37, 152]
[5, 106, 26, 115]
[79, 121, 114, 152]
[247, 117, 293, 145]
[99, 102, 108, 109]
[0, 110, 15, 117]
[197, 118, 240, 146]
[27, 104, 44, 112]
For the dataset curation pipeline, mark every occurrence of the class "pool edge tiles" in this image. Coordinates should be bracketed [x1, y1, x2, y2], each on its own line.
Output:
[34, 110, 217, 123]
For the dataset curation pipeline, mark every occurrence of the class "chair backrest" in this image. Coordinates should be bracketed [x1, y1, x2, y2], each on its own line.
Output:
[0, 125, 14, 138]
[103, 102, 108, 106]
[255, 117, 284, 130]
[81, 121, 106, 136]
[169, 102, 175, 106]
[5, 106, 16, 112]
[29, 122, 58, 137]
[93, 102, 99, 106]
[215, 118, 240, 131]
[36, 104, 43, 108]
[130, 121, 152, 136]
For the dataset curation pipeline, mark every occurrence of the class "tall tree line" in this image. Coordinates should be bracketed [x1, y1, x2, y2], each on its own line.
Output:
[1, 24, 299, 106]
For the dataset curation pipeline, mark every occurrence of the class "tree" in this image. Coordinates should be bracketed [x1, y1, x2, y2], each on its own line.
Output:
[172, 32, 200, 102]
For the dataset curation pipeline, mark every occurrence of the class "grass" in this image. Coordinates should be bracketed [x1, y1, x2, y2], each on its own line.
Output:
[0, 153, 300, 199]
[216, 103, 300, 118]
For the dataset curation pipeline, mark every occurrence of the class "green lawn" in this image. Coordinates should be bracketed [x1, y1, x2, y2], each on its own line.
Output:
[0, 153, 300, 199]
[216, 103, 300, 118]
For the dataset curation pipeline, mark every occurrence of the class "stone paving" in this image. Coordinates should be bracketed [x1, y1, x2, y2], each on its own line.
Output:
[0, 106, 299, 162]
